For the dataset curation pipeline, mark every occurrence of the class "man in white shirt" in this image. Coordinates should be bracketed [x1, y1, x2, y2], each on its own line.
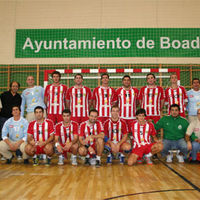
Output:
[187, 78, 200, 123]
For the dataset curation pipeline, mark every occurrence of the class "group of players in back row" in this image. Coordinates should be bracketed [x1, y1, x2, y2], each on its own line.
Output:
[0, 71, 200, 167]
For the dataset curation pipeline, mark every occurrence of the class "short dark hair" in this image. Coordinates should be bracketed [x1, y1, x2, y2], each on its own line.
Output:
[34, 106, 44, 113]
[74, 73, 83, 79]
[12, 105, 21, 112]
[62, 109, 71, 115]
[136, 108, 146, 116]
[51, 71, 61, 78]
[101, 73, 109, 80]
[111, 105, 119, 112]
[192, 78, 200, 84]
[122, 75, 131, 81]
[170, 104, 180, 111]
[146, 73, 156, 79]
[10, 81, 20, 89]
[89, 109, 98, 116]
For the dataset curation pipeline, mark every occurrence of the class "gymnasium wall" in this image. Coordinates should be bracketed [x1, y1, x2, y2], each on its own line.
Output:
[0, 0, 200, 64]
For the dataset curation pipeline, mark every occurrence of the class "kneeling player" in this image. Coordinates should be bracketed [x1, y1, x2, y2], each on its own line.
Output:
[104, 106, 131, 164]
[25, 106, 54, 166]
[128, 109, 163, 166]
[79, 109, 104, 167]
[55, 109, 79, 165]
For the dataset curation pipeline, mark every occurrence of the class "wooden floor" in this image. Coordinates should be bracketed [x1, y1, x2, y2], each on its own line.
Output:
[0, 157, 199, 200]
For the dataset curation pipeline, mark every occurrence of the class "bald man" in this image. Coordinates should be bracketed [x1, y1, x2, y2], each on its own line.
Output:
[21, 76, 46, 122]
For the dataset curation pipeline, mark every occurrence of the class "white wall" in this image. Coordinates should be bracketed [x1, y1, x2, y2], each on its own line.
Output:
[0, 0, 200, 64]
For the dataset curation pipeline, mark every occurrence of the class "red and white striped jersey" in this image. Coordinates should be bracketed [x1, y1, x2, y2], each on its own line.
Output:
[131, 121, 156, 148]
[165, 86, 188, 115]
[139, 86, 164, 116]
[116, 87, 139, 119]
[27, 119, 54, 142]
[92, 86, 117, 117]
[55, 121, 79, 145]
[104, 118, 128, 143]
[66, 86, 92, 118]
[44, 84, 67, 115]
[79, 120, 104, 145]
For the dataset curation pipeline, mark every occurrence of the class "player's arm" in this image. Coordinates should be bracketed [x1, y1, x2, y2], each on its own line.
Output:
[55, 135, 63, 153]
[44, 96, 48, 107]
[66, 100, 70, 109]
[72, 134, 79, 145]
[118, 133, 128, 146]
[20, 93, 26, 117]
[91, 132, 104, 139]
[88, 99, 93, 110]
[27, 134, 36, 146]
[79, 136, 87, 145]
[160, 99, 165, 111]
[44, 134, 54, 145]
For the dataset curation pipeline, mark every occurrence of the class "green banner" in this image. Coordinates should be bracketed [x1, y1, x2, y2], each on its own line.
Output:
[15, 28, 200, 58]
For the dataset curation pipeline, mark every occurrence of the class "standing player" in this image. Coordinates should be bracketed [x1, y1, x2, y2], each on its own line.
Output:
[128, 109, 163, 166]
[165, 74, 188, 118]
[92, 73, 117, 124]
[79, 109, 104, 167]
[44, 71, 67, 124]
[139, 73, 164, 123]
[21, 76, 46, 122]
[66, 74, 92, 125]
[104, 106, 131, 165]
[25, 106, 54, 166]
[116, 75, 139, 132]
[187, 78, 200, 123]
[55, 109, 79, 165]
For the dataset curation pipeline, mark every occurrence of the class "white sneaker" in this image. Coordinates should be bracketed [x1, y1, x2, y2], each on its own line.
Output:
[166, 154, 173, 163]
[58, 155, 64, 165]
[71, 156, 78, 166]
[176, 154, 184, 163]
[17, 156, 23, 161]
[1, 157, 6, 161]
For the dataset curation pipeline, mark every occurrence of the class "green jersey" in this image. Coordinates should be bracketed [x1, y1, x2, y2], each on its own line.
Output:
[154, 115, 189, 140]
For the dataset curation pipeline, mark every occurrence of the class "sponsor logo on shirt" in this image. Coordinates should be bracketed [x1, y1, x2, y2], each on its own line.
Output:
[178, 125, 182, 130]
[9, 125, 14, 128]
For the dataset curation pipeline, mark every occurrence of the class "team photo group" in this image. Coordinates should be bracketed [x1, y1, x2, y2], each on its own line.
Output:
[0, 71, 199, 167]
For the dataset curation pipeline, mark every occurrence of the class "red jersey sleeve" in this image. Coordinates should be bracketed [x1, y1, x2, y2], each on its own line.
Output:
[66, 87, 71, 101]
[55, 124, 61, 137]
[122, 120, 128, 135]
[138, 87, 144, 100]
[98, 121, 104, 133]
[182, 86, 188, 100]
[103, 120, 109, 137]
[79, 123, 85, 137]
[27, 122, 34, 135]
[86, 87, 92, 101]
[48, 120, 55, 135]
[111, 88, 117, 103]
[73, 122, 79, 135]
[165, 88, 169, 102]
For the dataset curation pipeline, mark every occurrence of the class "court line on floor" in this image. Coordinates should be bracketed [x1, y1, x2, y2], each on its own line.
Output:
[104, 189, 195, 200]
[158, 158, 200, 192]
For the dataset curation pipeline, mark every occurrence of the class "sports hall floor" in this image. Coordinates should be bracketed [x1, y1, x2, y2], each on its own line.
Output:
[0, 156, 199, 200]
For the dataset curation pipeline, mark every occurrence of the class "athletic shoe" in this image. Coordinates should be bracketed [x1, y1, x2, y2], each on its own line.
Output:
[189, 160, 199, 164]
[106, 156, 112, 165]
[1, 157, 6, 161]
[166, 154, 173, 163]
[137, 159, 143, 164]
[33, 157, 39, 166]
[71, 156, 78, 166]
[6, 156, 14, 164]
[120, 156, 125, 165]
[58, 156, 64, 165]
[45, 158, 51, 166]
[24, 159, 29, 164]
[145, 157, 153, 165]
[84, 157, 90, 166]
[95, 160, 101, 168]
[176, 154, 184, 163]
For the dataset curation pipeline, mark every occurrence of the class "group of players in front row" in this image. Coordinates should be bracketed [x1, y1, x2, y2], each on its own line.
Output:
[0, 105, 163, 167]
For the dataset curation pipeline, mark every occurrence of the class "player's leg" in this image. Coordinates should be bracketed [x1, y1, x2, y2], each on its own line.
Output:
[70, 143, 79, 166]
[78, 145, 90, 165]
[0, 140, 13, 164]
[95, 138, 104, 167]
[19, 142, 29, 164]
[127, 153, 139, 166]
[120, 142, 131, 164]
[44, 143, 54, 166]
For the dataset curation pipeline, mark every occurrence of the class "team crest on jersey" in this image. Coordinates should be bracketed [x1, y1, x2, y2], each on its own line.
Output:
[35, 89, 39, 93]
[25, 92, 30, 95]
[21, 125, 23, 128]
[60, 90, 63, 93]
[178, 125, 182, 130]
[155, 93, 158, 96]
[189, 95, 194, 98]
